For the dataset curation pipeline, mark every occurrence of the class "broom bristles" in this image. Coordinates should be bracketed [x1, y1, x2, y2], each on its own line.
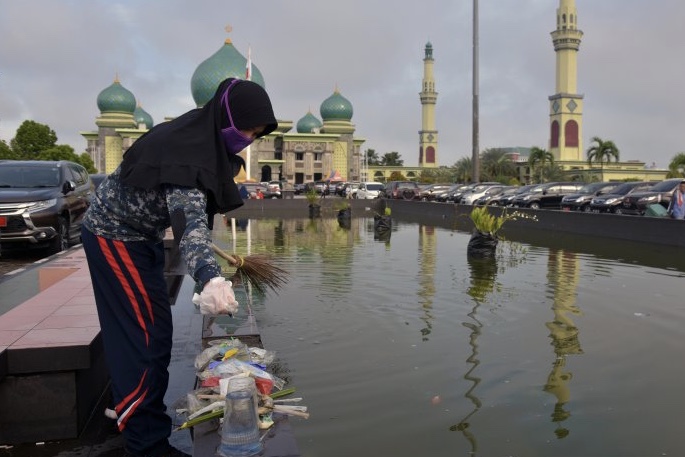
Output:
[211, 244, 289, 294]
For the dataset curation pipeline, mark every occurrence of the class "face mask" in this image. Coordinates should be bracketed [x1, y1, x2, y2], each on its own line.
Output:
[221, 80, 254, 155]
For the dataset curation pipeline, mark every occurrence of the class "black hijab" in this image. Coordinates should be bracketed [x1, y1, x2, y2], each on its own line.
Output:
[120, 78, 277, 221]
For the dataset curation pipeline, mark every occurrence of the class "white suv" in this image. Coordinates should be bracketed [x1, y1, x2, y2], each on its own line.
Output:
[356, 182, 384, 199]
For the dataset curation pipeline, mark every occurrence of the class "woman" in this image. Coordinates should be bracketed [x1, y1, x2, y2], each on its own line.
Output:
[81, 78, 277, 457]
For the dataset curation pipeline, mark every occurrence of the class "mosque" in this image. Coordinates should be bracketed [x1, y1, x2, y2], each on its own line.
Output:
[80, 29, 367, 186]
[82, 0, 666, 185]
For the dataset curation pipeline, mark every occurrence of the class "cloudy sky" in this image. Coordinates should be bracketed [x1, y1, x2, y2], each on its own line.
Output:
[0, 0, 682, 168]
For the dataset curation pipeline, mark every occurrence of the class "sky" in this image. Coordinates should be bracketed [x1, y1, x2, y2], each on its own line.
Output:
[0, 0, 683, 169]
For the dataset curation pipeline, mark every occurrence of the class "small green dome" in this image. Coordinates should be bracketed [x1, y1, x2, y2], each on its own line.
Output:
[133, 104, 153, 129]
[191, 40, 266, 107]
[97, 78, 136, 113]
[296, 111, 322, 133]
[320, 89, 353, 121]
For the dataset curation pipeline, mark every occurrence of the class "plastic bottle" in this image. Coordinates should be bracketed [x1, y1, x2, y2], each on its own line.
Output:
[216, 377, 263, 457]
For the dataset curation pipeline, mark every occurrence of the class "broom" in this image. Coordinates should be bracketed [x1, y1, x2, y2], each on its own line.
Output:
[211, 243, 288, 294]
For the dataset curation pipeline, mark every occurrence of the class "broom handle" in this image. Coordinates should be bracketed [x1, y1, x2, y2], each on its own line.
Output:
[211, 243, 240, 267]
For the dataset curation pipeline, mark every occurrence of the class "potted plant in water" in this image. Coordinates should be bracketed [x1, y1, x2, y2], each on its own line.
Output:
[468, 206, 536, 257]
[305, 188, 322, 218]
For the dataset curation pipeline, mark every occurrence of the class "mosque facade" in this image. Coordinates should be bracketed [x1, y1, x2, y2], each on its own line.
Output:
[81, 33, 366, 185]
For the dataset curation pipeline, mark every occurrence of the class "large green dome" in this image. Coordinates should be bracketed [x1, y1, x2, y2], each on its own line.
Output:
[97, 79, 136, 113]
[320, 89, 353, 121]
[133, 104, 154, 129]
[191, 40, 266, 107]
[296, 111, 322, 133]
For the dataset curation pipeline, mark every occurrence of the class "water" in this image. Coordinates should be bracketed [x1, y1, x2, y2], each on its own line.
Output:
[213, 216, 685, 457]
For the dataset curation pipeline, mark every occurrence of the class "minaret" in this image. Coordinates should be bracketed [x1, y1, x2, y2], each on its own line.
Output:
[419, 42, 438, 168]
[549, 0, 584, 162]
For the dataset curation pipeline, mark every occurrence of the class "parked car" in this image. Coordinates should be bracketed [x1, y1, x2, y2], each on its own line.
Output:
[419, 183, 453, 201]
[383, 181, 420, 200]
[488, 184, 536, 206]
[560, 182, 620, 212]
[314, 181, 328, 195]
[356, 182, 384, 199]
[589, 181, 657, 213]
[293, 183, 307, 195]
[473, 186, 517, 206]
[460, 183, 507, 205]
[620, 178, 683, 215]
[0, 160, 94, 254]
[331, 181, 348, 196]
[265, 180, 282, 199]
[434, 184, 471, 203]
[511, 182, 585, 209]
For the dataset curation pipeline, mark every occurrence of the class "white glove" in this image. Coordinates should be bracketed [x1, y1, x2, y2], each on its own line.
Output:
[192, 277, 239, 315]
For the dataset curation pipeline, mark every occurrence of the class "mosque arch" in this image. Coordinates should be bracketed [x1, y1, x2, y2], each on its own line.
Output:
[425, 146, 436, 163]
[550, 120, 560, 148]
[565, 120, 579, 147]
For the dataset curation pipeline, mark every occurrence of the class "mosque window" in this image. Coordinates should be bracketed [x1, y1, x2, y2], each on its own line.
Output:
[314, 153, 322, 161]
[565, 120, 579, 147]
[562, 14, 566, 23]
[425, 146, 436, 164]
[295, 152, 304, 161]
[550, 121, 560, 148]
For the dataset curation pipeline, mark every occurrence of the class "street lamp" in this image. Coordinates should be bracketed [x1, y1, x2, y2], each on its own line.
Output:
[471, 0, 480, 183]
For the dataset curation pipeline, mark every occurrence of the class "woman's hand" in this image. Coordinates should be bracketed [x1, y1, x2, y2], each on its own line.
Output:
[192, 277, 239, 315]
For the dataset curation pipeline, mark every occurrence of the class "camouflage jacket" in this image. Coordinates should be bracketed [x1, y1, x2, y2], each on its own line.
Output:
[83, 166, 220, 286]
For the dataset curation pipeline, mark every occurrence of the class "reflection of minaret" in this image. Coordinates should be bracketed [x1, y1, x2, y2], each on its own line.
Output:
[419, 42, 438, 168]
[549, 0, 584, 162]
[544, 249, 583, 439]
[417, 225, 436, 341]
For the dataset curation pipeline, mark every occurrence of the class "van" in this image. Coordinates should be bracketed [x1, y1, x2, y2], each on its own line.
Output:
[383, 181, 420, 200]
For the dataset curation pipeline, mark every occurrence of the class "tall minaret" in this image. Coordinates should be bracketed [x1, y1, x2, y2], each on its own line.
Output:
[419, 42, 438, 168]
[549, 0, 584, 162]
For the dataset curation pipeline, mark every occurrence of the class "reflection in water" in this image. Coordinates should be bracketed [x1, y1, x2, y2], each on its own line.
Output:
[466, 254, 499, 303]
[544, 249, 583, 439]
[448, 255, 497, 454]
[417, 226, 437, 341]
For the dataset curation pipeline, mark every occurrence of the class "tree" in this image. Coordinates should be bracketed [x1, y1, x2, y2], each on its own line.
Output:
[528, 147, 554, 184]
[364, 148, 381, 165]
[381, 152, 403, 166]
[480, 148, 516, 182]
[388, 170, 407, 181]
[586, 136, 619, 174]
[453, 157, 472, 183]
[0, 139, 17, 159]
[667, 152, 685, 178]
[10, 120, 58, 159]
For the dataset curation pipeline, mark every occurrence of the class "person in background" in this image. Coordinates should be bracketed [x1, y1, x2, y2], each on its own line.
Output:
[667, 180, 685, 219]
[81, 77, 277, 457]
[255, 188, 264, 199]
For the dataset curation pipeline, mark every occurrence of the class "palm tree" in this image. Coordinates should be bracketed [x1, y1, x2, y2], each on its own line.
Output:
[480, 148, 516, 182]
[586, 137, 620, 176]
[528, 147, 554, 183]
[667, 152, 685, 178]
[454, 157, 473, 183]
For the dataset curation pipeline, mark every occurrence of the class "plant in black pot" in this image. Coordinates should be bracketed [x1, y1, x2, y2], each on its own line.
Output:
[305, 188, 322, 218]
[468, 206, 536, 258]
[336, 201, 351, 229]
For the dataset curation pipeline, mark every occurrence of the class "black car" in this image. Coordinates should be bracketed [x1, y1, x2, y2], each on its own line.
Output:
[589, 181, 657, 213]
[511, 182, 585, 209]
[383, 181, 420, 200]
[434, 184, 470, 203]
[491, 184, 536, 206]
[620, 178, 683, 215]
[560, 182, 620, 212]
[0, 160, 94, 253]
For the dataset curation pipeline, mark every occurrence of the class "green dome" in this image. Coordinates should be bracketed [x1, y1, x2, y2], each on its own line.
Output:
[296, 111, 322, 133]
[191, 40, 266, 107]
[97, 79, 136, 113]
[320, 89, 353, 121]
[133, 104, 154, 129]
